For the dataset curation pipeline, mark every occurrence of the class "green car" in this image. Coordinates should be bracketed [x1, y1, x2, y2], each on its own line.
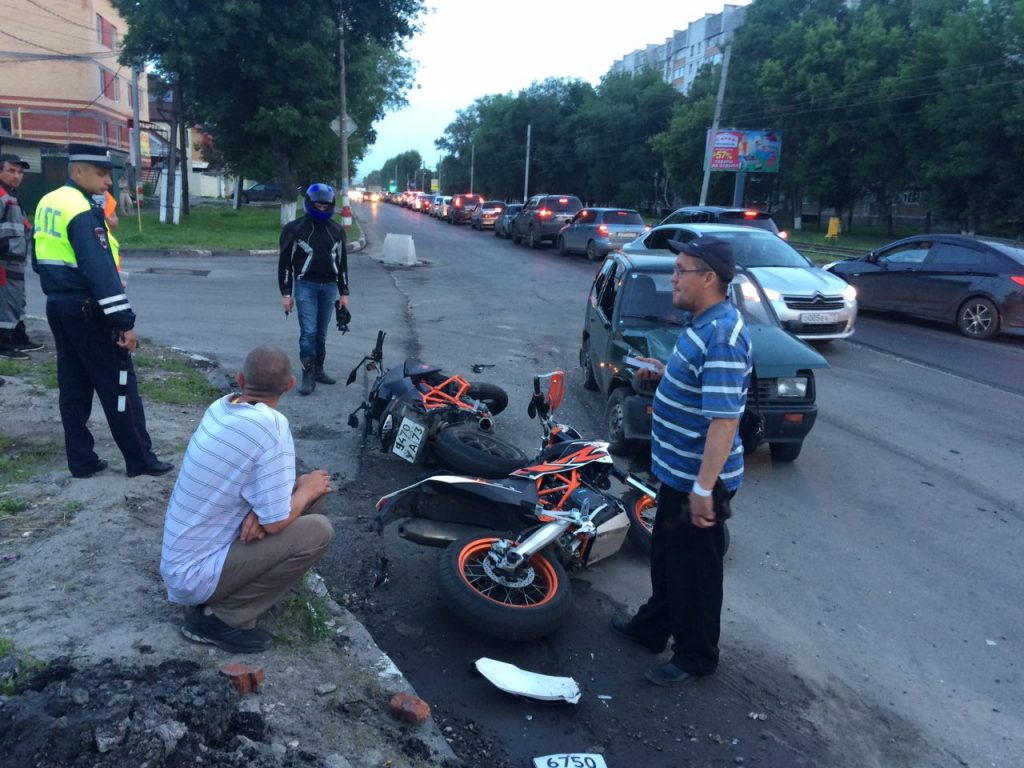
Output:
[580, 252, 829, 462]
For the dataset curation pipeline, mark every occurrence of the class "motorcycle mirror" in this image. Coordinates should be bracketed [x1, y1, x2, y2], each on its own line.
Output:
[347, 413, 360, 428]
[346, 368, 359, 386]
[527, 400, 537, 419]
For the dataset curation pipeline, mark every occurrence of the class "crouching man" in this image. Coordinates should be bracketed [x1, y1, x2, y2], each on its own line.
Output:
[160, 344, 334, 653]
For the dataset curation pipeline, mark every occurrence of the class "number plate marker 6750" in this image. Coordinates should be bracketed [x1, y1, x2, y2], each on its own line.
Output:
[532, 755, 608, 768]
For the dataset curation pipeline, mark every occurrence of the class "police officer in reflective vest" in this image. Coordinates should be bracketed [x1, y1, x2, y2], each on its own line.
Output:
[32, 144, 173, 479]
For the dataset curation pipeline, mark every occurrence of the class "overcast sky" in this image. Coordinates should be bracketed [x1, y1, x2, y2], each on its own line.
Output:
[356, 0, 750, 178]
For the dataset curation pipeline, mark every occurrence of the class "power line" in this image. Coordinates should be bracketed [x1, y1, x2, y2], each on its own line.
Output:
[17, 0, 97, 31]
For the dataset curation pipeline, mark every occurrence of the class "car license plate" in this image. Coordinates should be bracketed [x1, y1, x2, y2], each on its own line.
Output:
[532, 755, 608, 768]
[391, 417, 426, 463]
[801, 312, 839, 324]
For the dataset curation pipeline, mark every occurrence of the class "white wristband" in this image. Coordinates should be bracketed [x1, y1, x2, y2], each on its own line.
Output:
[691, 481, 712, 497]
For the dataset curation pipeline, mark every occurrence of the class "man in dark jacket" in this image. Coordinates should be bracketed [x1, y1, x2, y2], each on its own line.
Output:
[278, 183, 349, 395]
[32, 144, 172, 479]
[0, 153, 42, 359]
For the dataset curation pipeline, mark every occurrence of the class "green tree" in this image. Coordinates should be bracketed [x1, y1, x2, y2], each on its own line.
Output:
[114, 0, 423, 222]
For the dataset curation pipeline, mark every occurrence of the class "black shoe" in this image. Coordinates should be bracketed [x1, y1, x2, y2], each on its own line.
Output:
[645, 662, 702, 687]
[71, 459, 109, 478]
[610, 616, 665, 653]
[0, 347, 29, 361]
[13, 340, 43, 352]
[127, 460, 174, 478]
[181, 607, 274, 654]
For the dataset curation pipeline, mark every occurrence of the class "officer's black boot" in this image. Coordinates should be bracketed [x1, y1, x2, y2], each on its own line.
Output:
[12, 321, 43, 352]
[0, 330, 29, 361]
[299, 357, 316, 396]
[314, 353, 336, 385]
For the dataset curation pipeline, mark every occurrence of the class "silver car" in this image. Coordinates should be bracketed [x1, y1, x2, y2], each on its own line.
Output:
[623, 223, 857, 340]
[557, 208, 648, 261]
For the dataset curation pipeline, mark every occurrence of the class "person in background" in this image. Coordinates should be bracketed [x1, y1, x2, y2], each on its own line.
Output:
[611, 236, 752, 686]
[0, 153, 43, 359]
[32, 143, 172, 479]
[161, 344, 335, 653]
[278, 183, 349, 395]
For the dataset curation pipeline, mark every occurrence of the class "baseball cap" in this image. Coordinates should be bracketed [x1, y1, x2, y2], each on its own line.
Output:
[0, 153, 30, 170]
[667, 235, 736, 282]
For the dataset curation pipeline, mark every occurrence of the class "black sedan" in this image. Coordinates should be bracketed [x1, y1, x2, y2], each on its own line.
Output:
[826, 234, 1024, 339]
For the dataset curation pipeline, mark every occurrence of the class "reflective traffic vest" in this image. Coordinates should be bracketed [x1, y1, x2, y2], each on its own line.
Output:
[34, 186, 120, 270]
[33, 186, 93, 268]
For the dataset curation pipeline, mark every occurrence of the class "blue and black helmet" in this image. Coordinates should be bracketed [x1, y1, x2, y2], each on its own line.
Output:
[304, 183, 336, 221]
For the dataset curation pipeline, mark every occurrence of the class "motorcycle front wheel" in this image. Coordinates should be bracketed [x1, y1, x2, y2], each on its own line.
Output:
[434, 423, 528, 478]
[438, 534, 572, 641]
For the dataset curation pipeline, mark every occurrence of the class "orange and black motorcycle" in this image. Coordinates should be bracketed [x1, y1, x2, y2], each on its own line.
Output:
[373, 371, 658, 641]
[346, 330, 527, 476]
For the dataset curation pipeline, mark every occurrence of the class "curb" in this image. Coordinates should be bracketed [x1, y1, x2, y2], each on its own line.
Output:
[122, 235, 366, 260]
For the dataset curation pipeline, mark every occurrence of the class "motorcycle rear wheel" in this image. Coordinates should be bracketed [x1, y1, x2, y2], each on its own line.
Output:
[434, 423, 528, 477]
[438, 534, 572, 641]
[623, 489, 731, 556]
[465, 381, 508, 416]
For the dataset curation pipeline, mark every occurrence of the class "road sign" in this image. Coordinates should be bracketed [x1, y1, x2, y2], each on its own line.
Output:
[330, 115, 357, 138]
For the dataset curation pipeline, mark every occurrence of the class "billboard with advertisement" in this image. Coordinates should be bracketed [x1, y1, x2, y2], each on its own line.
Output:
[706, 129, 781, 173]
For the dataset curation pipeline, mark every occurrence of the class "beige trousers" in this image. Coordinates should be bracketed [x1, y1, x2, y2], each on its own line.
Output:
[207, 501, 334, 629]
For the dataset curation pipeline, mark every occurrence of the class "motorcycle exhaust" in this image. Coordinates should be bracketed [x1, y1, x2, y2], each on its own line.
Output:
[397, 518, 481, 548]
[478, 416, 494, 433]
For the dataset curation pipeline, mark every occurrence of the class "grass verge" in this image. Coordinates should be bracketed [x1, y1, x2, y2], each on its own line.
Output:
[134, 349, 224, 407]
[117, 205, 363, 251]
[0, 637, 47, 695]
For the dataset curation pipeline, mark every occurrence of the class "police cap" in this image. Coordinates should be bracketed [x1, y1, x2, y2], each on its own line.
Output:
[67, 143, 113, 168]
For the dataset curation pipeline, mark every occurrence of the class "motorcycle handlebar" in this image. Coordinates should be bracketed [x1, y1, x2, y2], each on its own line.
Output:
[373, 330, 386, 360]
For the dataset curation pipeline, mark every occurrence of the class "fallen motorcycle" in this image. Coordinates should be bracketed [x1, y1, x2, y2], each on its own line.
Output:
[346, 330, 527, 477]
[374, 371, 658, 641]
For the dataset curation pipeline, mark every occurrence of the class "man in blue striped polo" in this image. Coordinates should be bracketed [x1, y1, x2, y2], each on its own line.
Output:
[612, 235, 752, 686]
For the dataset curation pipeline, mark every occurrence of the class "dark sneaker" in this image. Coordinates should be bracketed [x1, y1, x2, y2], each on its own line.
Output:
[181, 607, 274, 653]
[14, 340, 43, 352]
[645, 661, 703, 687]
[0, 347, 29, 361]
[610, 616, 666, 653]
[71, 459, 109, 479]
[127, 460, 174, 478]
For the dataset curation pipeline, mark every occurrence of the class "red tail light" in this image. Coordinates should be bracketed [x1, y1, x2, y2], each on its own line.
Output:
[778, 230, 788, 239]
[454, 199, 462, 207]
[1012, 276, 1024, 287]
[743, 210, 759, 219]
[597, 225, 609, 236]
[538, 208, 553, 218]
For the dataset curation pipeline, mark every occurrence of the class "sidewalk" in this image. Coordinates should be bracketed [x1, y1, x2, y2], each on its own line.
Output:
[0, 233, 462, 767]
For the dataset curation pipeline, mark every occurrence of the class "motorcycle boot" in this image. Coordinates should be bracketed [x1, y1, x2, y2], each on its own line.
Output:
[314, 353, 336, 385]
[0, 329, 29, 360]
[299, 357, 316, 396]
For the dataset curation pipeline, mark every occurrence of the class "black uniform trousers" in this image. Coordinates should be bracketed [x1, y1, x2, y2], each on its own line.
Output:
[628, 481, 733, 676]
[46, 299, 157, 476]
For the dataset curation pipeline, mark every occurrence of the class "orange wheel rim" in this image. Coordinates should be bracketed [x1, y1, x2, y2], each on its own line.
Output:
[632, 496, 656, 533]
[457, 538, 558, 608]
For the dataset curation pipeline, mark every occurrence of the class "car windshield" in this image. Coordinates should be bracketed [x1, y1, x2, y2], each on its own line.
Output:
[714, 230, 811, 268]
[604, 210, 644, 225]
[482, 202, 504, 209]
[618, 272, 686, 326]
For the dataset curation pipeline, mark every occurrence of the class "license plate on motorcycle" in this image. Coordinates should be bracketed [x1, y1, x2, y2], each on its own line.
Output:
[533, 755, 608, 768]
[392, 417, 426, 463]
[801, 311, 839, 324]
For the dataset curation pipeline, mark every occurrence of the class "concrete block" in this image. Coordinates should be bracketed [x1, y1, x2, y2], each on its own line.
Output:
[381, 234, 416, 266]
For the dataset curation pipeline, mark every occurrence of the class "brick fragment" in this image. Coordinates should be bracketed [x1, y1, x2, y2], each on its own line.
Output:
[389, 692, 430, 725]
[219, 662, 265, 694]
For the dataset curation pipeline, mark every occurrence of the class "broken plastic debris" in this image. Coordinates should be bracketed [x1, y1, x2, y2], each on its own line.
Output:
[474, 658, 581, 704]
[597, 695, 612, 700]
[986, 639, 997, 646]
[748, 711, 768, 721]
[372, 555, 390, 588]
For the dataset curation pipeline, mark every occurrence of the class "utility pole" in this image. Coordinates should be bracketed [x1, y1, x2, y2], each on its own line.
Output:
[523, 124, 531, 202]
[337, 3, 351, 228]
[699, 44, 731, 206]
[469, 142, 474, 194]
[162, 78, 178, 224]
[130, 61, 143, 223]
[178, 79, 189, 215]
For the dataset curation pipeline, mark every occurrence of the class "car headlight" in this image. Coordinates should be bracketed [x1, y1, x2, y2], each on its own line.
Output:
[762, 286, 782, 302]
[842, 284, 857, 302]
[774, 377, 808, 398]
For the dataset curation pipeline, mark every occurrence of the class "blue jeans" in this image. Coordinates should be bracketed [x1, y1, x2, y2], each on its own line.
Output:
[294, 279, 338, 361]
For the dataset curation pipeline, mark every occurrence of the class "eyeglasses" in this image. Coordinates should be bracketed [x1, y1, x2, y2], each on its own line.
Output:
[672, 267, 710, 276]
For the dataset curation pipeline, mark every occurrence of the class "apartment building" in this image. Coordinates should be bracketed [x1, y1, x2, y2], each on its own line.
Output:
[0, 0, 148, 165]
[609, 4, 747, 94]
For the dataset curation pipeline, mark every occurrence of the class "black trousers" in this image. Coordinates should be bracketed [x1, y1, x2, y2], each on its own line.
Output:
[629, 482, 732, 676]
[46, 299, 158, 475]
